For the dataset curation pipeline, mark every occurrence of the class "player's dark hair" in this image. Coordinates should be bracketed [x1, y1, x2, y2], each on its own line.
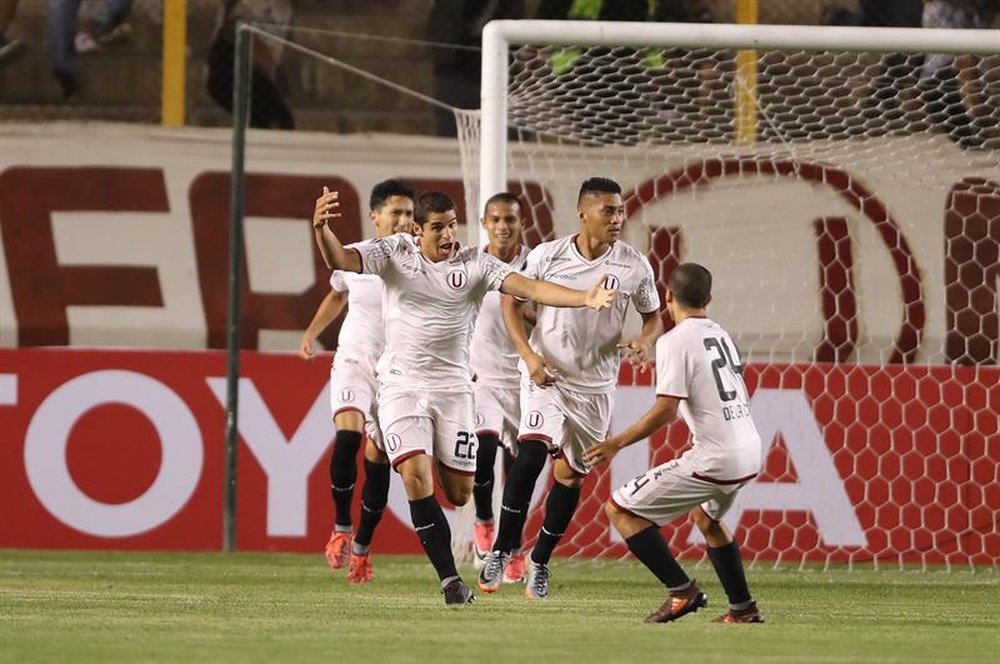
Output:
[369, 178, 415, 211]
[669, 263, 713, 309]
[483, 191, 524, 218]
[415, 191, 456, 225]
[577, 177, 622, 205]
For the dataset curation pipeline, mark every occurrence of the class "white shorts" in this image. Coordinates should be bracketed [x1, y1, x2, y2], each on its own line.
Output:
[610, 454, 756, 526]
[474, 383, 521, 453]
[517, 376, 613, 476]
[376, 387, 478, 475]
[330, 358, 383, 451]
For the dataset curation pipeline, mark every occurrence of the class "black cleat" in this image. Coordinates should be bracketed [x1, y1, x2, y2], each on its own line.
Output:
[644, 580, 708, 623]
[442, 578, 475, 607]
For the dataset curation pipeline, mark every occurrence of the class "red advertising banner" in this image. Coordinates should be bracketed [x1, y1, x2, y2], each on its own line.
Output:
[1, 348, 997, 565]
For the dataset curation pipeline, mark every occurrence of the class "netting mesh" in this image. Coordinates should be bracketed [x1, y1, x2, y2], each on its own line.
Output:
[457, 36, 999, 569]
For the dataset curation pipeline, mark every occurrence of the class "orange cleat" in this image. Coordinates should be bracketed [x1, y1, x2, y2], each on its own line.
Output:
[347, 552, 373, 584]
[473, 521, 496, 567]
[713, 602, 765, 624]
[503, 552, 526, 583]
[324, 530, 352, 570]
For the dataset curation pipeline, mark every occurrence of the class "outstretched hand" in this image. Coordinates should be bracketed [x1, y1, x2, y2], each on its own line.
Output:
[585, 276, 617, 310]
[582, 438, 621, 467]
[618, 339, 652, 372]
[312, 187, 341, 229]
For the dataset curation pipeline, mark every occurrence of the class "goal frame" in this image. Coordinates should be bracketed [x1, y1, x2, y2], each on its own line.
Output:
[478, 20, 1000, 214]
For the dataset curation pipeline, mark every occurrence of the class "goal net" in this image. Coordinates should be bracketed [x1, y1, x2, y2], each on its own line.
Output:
[457, 21, 1000, 569]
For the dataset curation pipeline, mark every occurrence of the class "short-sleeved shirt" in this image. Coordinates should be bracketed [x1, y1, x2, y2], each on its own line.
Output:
[330, 239, 385, 371]
[655, 316, 762, 482]
[470, 245, 532, 388]
[518, 235, 660, 393]
[354, 233, 513, 391]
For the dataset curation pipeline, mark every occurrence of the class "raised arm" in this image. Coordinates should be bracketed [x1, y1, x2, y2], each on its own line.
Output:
[500, 272, 615, 310]
[313, 187, 362, 272]
[582, 395, 680, 467]
[299, 289, 348, 360]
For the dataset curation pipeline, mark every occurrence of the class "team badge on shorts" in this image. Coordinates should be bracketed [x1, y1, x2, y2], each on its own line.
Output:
[385, 433, 402, 453]
[526, 410, 544, 429]
[475, 411, 486, 428]
[338, 388, 356, 403]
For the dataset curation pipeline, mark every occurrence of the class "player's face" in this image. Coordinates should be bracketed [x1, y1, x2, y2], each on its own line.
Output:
[416, 210, 460, 262]
[481, 201, 523, 254]
[370, 195, 415, 238]
[578, 192, 625, 245]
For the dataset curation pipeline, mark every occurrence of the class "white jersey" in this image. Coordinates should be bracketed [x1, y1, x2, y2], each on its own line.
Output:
[655, 316, 762, 482]
[330, 239, 385, 371]
[519, 235, 660, 393]
[354, 233, 513, 391]
[470, 245, 531, 388]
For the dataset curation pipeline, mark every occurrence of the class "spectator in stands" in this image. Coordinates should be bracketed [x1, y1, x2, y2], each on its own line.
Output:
[0, 0, 22, 64]
[860, 0, 924, 26]
[74, 0, 136, 54]
[920, 0, 998, 148]
[47, 0, 135, 99]
[206, 0, 295, 130]
[429, 0, 525, 137]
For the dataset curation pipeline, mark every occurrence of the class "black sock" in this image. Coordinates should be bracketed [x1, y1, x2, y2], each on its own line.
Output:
[354, 459, 390, 551]
[708, 540, 752, 606]
[530, 481, 580, 565]
[473, 433, 500, 522]
[503, 447, 515, 477]
[625, 526, 690, 589]
[409, 496, 457, 581]
[330, 430, 363, 528]
[494, 440, 548, 553]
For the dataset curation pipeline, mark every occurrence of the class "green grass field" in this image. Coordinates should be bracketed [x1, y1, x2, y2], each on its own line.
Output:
[1, 550, 997, 664]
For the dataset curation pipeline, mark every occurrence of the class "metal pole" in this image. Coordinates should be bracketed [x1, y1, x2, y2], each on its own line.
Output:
[224, 23, 251, 553]
[160, 0, 187, 126]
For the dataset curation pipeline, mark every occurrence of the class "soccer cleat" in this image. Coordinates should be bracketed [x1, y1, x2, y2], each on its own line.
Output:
[503, 552, 526, 584]
[473, 521, 496, 569]
[442, 578, 475, 606]
[477, 551, 510, 593]
[524, 561, 550, 600]
[346, 552, 373, 584]
[713, 602, 765, 624]
[324, 530, 352, 569]
[644, 581, 708, 623]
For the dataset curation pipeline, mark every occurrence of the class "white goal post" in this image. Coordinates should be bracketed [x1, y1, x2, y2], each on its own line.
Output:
[460, 20, 1000, 569]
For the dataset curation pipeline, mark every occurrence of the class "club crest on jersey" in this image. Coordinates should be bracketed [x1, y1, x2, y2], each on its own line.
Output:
[446, 269, 468, 290]
[385, 433, 402, 453]
[526, 410, 544, 429]
[603, 274, 620, 290]
[338, 388, 355, 403]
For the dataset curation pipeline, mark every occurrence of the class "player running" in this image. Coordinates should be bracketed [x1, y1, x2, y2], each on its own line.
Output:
[583, 262, 765, 624]
[301, 179, 414, 584]
[312, 188, 616, 606]
[470, 192, 532, 583]
[479, 177, 663, 600]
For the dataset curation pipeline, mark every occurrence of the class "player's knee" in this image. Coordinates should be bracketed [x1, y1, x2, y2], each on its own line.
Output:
[517, 438, 549, 474]
[691, 506, 726, 539]
[443, 485, 472, 507]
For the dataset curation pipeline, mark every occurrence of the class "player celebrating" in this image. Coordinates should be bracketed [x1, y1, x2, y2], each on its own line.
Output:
[479, 177, 663, 600]
[312, 188, 615, 606]
[470, 192, 532, 582]
[301, 179, 415, 583]
[583, 262, 765, 624]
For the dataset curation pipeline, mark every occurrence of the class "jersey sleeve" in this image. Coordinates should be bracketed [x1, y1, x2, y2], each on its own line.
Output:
[655, 333, 689, 399]
[479, 252, 514, 291]
[352, 235, 398, 277]
[519, 245, 544, 280]
[329, 270, 348, 293]
[632, 256, 661, 314]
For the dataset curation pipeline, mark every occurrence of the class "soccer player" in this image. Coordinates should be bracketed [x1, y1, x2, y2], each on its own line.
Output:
[479, 176, 663, 600]
[470, 192, 532, 583]
[301, 179, 415, 584]
[582, 262, 765, 624]
[312, 188, 616, 606]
